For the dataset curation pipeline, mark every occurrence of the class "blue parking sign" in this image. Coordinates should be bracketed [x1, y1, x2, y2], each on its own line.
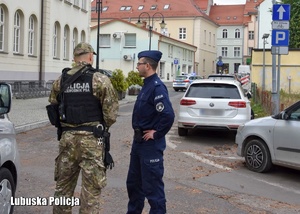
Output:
[272, 4, 290, 21]
[272, 29, 289, 46]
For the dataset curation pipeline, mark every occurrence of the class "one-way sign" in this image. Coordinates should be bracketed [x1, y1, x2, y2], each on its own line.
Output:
[272, 4, 291, 21]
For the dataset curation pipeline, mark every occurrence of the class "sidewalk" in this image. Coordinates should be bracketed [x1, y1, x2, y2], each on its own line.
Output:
[10, 94, 137, 134]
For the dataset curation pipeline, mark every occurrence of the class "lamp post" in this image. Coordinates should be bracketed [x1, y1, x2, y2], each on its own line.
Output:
[262, 33, 269, 91]
[136, 12, 166, 50]
[95, 0, 102, 71]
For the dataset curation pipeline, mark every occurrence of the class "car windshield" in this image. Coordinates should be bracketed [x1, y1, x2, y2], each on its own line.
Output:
[186, 83, 241, 99]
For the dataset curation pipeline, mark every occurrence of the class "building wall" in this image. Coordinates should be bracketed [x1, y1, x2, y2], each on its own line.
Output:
[257, 0, 273, 49]
[90, 20, 196, 81]
[252, 49, 300, 93]
[217, 25, 243, 74]
[0, 0, 91, 82]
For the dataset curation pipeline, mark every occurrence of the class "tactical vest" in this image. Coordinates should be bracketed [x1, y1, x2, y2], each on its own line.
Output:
[60, 69, 103, 125]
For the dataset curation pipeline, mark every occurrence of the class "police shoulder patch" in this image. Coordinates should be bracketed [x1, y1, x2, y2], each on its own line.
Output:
[156, 102, 164, 112]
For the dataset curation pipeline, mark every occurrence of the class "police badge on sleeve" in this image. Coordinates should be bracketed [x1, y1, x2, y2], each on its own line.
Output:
[156, 102, 164, 112]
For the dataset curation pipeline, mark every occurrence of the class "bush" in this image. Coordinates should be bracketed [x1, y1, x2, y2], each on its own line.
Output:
[126, 71, 143, 87]
[110, 69, 128, 92]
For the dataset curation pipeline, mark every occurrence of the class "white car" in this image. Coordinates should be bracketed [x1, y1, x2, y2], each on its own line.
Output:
[236, 101, 300, 173]
[0, 83, 20, 214]
[172, 75, 203, 91]
[178, 79, 252, 136]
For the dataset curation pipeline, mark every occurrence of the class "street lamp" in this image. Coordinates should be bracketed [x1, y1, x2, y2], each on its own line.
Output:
[95, 0, 102, 71]
[136, 12, 166, 50]
[262, 33, 269, 91]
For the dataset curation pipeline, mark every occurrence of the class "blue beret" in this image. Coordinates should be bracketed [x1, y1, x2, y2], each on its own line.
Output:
[138, 50, 162, 63]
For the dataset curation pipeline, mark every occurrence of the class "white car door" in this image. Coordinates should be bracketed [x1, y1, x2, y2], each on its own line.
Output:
[273, 106, 300, 167]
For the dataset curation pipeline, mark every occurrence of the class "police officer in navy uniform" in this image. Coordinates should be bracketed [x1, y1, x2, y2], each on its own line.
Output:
[126, 50, 175, 214]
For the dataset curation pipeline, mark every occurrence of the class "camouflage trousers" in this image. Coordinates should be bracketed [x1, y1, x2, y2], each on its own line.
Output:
[53, 131, 107, 214]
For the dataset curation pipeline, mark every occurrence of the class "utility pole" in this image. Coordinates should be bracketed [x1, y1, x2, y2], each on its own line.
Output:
[96, 0, 102, 71]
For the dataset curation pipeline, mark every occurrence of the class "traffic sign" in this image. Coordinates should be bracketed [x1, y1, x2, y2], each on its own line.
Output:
[272, 4, 290, 21]
[272, 21, 289, 30]
[272, 29, 289, 46]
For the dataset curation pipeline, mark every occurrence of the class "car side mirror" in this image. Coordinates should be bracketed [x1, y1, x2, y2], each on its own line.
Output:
[280, 111, 289, 120]
[0, 83, 12, 115]
[246, 91, 252, 99]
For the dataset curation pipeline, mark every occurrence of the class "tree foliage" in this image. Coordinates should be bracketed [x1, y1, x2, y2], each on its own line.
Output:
[281, 0, 300, 48]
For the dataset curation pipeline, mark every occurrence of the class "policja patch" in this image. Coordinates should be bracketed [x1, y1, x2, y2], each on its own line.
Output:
[156, 102, 164, 112]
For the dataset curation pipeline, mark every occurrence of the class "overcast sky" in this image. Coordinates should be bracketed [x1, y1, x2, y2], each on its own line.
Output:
[213, 0, 246, 5]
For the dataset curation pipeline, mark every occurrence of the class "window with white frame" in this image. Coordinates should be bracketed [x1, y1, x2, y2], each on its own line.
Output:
[221, 47, 228, 57]
[72, 28, 78, 51]
[234, 47, 240, 57]
[100, 34, 110, 47]
[13, 12, 21, 53]
[179, 28, 186, 40]
[74, 0, 79, 7]
[82, 0, 87, 10]
[168, 45, 173, 58]
[81, 30, 85, 42]
[222, 29, 227, 38]
[28, 16, 35, 55]
[248, 31, 254, 40]
[53, 23, 58, 57]
[204, 30, 206, 44]
[124, 33, 136, 47]
[235, 29, 240, 38]
[63, 26, 70, 60]
[0, 7, 5, 51]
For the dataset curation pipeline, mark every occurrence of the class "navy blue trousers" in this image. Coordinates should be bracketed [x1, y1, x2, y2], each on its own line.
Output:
[126, 139, 166, 214]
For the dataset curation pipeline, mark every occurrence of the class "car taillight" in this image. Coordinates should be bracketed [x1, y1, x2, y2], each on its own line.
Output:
[183, 79, 190, 82]
[180, 99, 196, 106]
[228, 101, 246, 108]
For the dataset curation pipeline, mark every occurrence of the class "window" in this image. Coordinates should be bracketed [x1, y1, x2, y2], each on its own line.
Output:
[168, 45, 173, 58]
[234, 47, 240, 57]
[100, 34, 110, 47]
[164, 4, 170, 9]
[13, 12, 21, 53]
[102, 6, 108, 12]
[150, 5, 157, 10]
[28, 16, 35, 55]
[124, 33, 136, 47]
[248, 47, 253, 56]
[204, 30, 206, 44]
[249, 31, 254, 40]
[222, 29, 227, 38]
[63, 25, 70, 59]
[138, 5, 144, 10]
[179, 28, 186, 40]
[53, 22, 61, 58]
[72, 28, 78, 51]
[82, 0, 86, 10]
[235, 29, 240, 38]
[81, 30, 85, 42]
[221, 47, 228, 57]
[74, 0, 79, 6]
[0, 7, 5, 51]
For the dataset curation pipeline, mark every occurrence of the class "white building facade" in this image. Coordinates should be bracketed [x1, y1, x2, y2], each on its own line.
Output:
[0, 0, 91, 82]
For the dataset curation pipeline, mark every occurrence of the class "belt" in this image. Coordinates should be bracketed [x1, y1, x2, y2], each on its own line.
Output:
[61, 126, 94, 132]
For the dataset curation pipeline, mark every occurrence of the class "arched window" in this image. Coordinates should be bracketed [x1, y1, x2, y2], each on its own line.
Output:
[13, 11, 21, 53]
[63, 25, 70, 60]
[235, 29, 240, 38]
[53, 22, 61, 58]
[0, 7, 5, 51]
[222, 29, 227, 38]
[81, 30, 85, 42]
[28, 16, 35, 55]
[72, 28, 78, 51]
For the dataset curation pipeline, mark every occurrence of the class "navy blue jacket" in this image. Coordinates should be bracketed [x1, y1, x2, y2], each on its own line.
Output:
[132, 73, 175, 140]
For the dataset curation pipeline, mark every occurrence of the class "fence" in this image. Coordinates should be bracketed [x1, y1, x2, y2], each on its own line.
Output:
[4, 80, 54, 99]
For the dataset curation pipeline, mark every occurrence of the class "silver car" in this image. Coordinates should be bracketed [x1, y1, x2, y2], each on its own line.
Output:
[0, 83, 20, 214]
[172, 75, 202, 91]
[178, 79, 251, 136]
[236, 101, 300, 173]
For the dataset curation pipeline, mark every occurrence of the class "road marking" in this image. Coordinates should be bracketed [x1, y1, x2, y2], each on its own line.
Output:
[183, 152, 232, 171]
[202, 153, 243, 160]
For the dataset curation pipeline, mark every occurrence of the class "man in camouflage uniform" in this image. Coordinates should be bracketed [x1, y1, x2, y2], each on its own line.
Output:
[48, 42, 119, 214]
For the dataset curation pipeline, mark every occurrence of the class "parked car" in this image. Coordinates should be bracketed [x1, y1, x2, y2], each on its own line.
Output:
[236, 101, 300, 173]
[0, 83, 20, 214]
[177, 79, 252, 136]
[99, 69, 113, 77]
[172, 75, 202, 91]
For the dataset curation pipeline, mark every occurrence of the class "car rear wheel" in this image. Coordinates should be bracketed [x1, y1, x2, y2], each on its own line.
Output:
[174, 88, 179, 92]
[178, 127, 188, 136]
[244, 139, 272, 173]
[0, 167, 15, 214]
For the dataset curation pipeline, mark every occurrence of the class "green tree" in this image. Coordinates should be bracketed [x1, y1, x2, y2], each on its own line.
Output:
[281, 0, 300, 48]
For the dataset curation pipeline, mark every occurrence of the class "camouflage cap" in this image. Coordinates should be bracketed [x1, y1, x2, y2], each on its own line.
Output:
[73, 42, 97, 56]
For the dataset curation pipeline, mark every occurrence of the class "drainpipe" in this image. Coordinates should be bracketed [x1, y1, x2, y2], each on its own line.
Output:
[39, 0, 44, 81]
